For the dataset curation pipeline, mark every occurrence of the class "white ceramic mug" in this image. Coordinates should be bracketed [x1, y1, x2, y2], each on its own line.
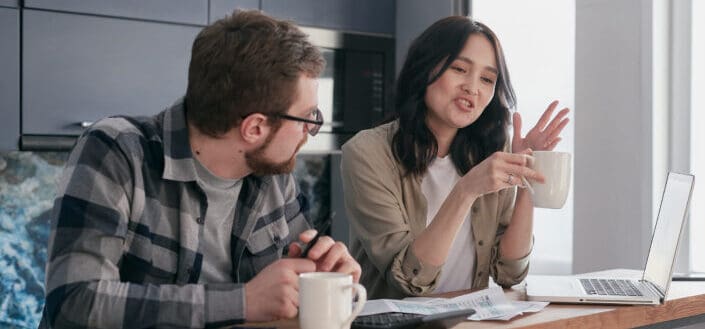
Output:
[528, 151, 572, 209]
[299, 272, 367, 329]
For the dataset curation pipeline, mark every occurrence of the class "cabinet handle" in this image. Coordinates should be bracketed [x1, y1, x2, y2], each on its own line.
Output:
[79, 121, 94, 128]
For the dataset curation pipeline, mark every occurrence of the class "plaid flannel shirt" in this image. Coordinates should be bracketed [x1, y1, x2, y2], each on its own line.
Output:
[39, 99, 311, 328]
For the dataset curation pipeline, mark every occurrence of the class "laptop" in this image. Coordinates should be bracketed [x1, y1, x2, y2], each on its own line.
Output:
[526, 172, 695, 305]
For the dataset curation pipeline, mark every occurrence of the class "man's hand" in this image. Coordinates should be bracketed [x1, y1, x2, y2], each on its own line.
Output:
[288, 229, 362, 283]
[244, 258, 315, 322]
[245, 230, 362, 322]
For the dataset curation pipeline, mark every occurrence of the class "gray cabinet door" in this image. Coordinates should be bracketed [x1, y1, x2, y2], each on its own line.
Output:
[23, 10, 200, 136]
[262, 0, 394, 35]
[0, 0, 18, 8]
[0, 8, 19, 150]
[209, 0, 260, 23]
[24, 0, 208, 25]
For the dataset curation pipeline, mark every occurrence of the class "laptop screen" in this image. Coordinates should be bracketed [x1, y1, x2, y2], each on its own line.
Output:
[642, 172, 694, 293]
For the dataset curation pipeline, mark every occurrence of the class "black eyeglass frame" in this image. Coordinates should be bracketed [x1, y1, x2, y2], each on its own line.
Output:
[273, 108, 324, 136]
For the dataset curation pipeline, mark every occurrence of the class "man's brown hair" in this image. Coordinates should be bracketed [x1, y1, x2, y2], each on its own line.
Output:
[185, 10, 324, 137]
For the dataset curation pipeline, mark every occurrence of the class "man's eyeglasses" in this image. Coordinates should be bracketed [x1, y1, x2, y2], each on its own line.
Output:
[274, 108, 324, 136]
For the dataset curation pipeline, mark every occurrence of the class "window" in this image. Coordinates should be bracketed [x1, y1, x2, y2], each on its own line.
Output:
[472, 0, 576, 274]
[662, 0, 703, 274]
[689, 0, 704, 272]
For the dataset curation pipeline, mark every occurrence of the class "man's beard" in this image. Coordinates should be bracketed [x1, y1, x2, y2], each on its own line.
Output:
[245, 134, 308, 176]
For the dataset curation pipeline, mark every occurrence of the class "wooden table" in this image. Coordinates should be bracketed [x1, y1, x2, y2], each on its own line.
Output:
[233, 270, 705, 329]
[453, 280, 705, 328]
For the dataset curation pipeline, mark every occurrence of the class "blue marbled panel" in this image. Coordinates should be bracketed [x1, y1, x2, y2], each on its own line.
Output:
[0, 151, 330, 328]
[294, 154, 332, 232]
[0, 152, 67, 329]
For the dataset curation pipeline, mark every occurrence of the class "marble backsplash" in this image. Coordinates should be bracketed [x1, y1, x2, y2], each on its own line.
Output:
[0, 151, 330, 328]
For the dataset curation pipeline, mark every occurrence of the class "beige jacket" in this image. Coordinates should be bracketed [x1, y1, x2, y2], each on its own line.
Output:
[340, 121, 530, 299]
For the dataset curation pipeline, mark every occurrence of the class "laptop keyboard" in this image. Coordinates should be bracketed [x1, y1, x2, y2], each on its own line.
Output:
[580, 278, 644, 296]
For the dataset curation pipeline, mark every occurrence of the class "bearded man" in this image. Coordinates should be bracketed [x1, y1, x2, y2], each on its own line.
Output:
[40, 10, 360, 329]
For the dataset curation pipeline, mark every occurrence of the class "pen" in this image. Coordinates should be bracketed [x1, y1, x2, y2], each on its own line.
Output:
[301, 220, 331, 258]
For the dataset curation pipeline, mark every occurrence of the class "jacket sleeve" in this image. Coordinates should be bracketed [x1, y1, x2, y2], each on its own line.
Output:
[341, 132, 441, 296]
[43, 123, 245, 329]
[489, 182, 532, 288]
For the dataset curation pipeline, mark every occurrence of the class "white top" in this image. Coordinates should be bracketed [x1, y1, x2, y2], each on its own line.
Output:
[420, 156, 475, 293]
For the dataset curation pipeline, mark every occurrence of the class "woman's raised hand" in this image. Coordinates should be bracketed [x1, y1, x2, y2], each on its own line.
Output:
[511, 100, 570, 153]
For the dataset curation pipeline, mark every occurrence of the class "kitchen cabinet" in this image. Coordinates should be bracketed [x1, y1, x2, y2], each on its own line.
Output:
[0, 0, 18, 8]
[209, 0, 261, 23]
[22, 9, 200, 137]
[11, 0, 395, 150]
[23, 0, 208, 25]
[0, 7, 19, 151]
[262, 0, 394, 35]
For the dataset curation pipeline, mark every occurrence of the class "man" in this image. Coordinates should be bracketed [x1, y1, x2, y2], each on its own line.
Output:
[40, 10, 360, 328]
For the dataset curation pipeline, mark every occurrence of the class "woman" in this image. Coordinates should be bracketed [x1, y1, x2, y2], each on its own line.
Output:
[340, 16, 569, 299]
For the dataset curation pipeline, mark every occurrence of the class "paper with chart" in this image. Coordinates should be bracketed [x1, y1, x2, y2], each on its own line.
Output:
[359, 287, 548, 321]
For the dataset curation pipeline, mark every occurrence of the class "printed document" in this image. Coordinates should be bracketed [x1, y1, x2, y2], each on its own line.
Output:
[359, 287, 548, 321]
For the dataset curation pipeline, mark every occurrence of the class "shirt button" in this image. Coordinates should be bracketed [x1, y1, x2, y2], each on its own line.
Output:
[196, 217, 204, 224]
[273, 236, 281, 243]
[186, 267, 193, 275]
[412, 268, 419, 275]
[471, 206, 478, 214]
[478, 240, 484, 246]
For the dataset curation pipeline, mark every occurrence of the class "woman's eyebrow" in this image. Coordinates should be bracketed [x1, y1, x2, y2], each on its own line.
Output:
[456, 56, 498, 75]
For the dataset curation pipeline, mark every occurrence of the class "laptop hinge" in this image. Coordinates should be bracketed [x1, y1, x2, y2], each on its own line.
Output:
[640, 279, 665, 302]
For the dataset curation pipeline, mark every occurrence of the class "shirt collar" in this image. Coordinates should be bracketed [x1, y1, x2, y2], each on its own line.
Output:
[161, 97, 200, 182]
[160, 98, 274, 189]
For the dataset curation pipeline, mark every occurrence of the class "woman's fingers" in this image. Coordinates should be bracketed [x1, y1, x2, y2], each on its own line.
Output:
[544, 118, 569, 144]
[543, 108, 570, 134]
[500, 152, 533, 166]
[505, 163, 544, 182]
[535, 100, 559, 131]
[545, 137, 562, 150]
[492, 152, 544, 183]
[512, 112, 523, 142]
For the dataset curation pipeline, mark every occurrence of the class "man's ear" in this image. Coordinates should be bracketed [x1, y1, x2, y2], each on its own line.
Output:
[239, 114, 271, 144]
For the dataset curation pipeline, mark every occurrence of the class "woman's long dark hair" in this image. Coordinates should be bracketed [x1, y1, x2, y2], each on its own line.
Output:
[391, 16, 516, 177]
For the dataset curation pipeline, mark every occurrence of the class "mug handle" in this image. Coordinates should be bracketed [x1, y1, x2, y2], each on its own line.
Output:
[341, 283, 367, 329]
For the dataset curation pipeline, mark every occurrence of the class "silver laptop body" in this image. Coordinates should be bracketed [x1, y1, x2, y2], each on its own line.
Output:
[526, 172, 695, 305]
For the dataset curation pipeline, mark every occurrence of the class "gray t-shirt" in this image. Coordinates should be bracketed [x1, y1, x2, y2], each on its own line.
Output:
[193, 158, 242, 283]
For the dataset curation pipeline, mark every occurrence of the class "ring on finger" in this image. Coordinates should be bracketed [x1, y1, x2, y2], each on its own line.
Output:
[506, 173, 514, 184]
